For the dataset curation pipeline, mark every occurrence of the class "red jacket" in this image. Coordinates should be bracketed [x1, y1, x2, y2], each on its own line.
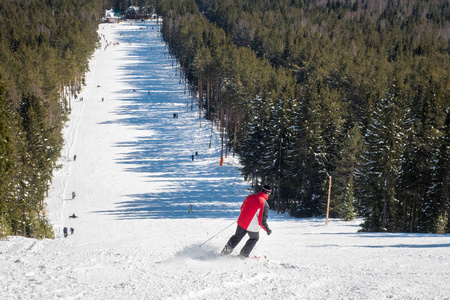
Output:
[237, 191, 270, 232]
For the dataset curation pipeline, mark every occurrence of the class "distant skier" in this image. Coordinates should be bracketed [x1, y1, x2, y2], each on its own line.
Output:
[221, 185, 272, 258]
[191, 154, 194, 161]
[188, 204, 193, 213]
[70, 227, 74, 235]
[73, 154, 77, 161]
[72, 191, 76, 199]
[63, 227, 68, 238]
[69, 213, 78, 218]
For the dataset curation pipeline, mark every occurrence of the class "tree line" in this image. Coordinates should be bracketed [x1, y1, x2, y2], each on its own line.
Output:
[149, 0, 449, 233]
[0, 0, 106, 239]
[0, 0, 448, 238]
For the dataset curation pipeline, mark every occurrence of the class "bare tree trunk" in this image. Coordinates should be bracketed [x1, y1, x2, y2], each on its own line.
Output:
[209, 119, 213, 148]
[69, 81, 72, 111]
[22, 207, 26, 236]
[206, 78, 210, 115]
[410, 197, 417, 233]
[220, 107, 224, 163]
[225, 106, 229, 158]
[214, 84, 219, 109]
[233, 116, 238, 157]
[198, 77, 202, 127]
[277, 138, 282, 214]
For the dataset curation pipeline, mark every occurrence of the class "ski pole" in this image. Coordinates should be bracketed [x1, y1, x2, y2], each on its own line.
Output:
[199, 221, 235, 247]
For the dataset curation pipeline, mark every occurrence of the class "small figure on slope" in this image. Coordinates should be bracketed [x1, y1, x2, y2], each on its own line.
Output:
[63, 227, 68, 238]
[221, 185, 272, 258]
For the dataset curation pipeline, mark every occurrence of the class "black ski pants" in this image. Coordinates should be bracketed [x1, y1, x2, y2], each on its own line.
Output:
[226, 225, 259, 257]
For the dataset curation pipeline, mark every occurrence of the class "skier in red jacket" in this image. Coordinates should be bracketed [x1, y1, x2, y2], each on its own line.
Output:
[221, 185, 272, 257]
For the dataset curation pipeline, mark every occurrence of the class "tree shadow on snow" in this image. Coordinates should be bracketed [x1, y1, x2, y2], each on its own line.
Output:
[94, 21, 250, 220]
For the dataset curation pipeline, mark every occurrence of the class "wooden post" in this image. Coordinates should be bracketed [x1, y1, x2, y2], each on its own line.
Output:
[326, 176, 332, 225]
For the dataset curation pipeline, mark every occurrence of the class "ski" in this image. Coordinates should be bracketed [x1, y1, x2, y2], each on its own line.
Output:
[223, 254, 267, 260]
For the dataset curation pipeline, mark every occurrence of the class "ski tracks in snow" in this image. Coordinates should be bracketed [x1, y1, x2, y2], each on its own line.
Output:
[2, 20, 450, 300]
[50, 40, 101, 237]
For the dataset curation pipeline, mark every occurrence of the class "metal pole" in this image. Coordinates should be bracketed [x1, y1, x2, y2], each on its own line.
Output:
[199, 221, 235, 247]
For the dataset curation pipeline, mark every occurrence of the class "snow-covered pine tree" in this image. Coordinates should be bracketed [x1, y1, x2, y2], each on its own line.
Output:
[431, 110, 450, 233]
[238, 93, 271, 188]
[357, 83, 406, 232]
[18, 94, 56, 238]
[263, 70, 296, 213]
[332, 122, 364, 220]
[289, 80, 328, 217]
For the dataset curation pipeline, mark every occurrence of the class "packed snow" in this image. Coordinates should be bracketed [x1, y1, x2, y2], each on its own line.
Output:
[1, 20, 450, 300]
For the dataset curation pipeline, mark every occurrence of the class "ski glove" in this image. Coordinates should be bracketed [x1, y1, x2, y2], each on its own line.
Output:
[267, 229, 272, 235]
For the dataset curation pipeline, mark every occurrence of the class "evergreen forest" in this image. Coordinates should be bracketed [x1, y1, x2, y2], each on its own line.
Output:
[0, 0, 106, 239]
[149, 0, 450, 233]
[0, 0, 449, 238]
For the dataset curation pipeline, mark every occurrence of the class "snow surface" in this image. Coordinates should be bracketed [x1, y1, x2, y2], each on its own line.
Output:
[1, 20, 450, 300]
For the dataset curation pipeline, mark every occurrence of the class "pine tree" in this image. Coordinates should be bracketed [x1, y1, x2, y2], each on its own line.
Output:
[430, 110, 450, 233]
[289, 80, 328, 217]
[262, 70, 296, 212]
[0, 81, 18, 239]
[332, 122, 364, 220]
[238, 94, 271, 187]
[357, 84, 406, 232]
[17, 94, 55, 238]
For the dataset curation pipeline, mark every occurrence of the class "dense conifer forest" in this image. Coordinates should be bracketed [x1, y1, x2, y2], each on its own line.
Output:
[149, 0, 449, 233]
[1, 0, 448, 238]
[0, 0, 106, 238]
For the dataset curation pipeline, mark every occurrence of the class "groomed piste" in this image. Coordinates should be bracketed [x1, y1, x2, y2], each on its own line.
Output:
[1, 20, 450, 300]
